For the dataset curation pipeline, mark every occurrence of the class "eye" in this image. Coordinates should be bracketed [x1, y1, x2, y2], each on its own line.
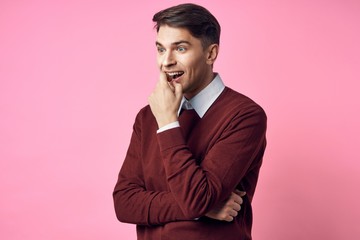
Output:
[157, 47, 165, 54]
[177, 46, 186, 52]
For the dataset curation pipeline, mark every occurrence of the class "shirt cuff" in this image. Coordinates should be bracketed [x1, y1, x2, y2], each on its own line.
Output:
[157, 121, 180, 133]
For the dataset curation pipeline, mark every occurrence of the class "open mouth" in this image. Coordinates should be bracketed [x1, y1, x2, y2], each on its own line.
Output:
[166, 71, 184, 82]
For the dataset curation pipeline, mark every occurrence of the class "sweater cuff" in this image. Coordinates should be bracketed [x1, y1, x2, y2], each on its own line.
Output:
[157, 127, 186, 151]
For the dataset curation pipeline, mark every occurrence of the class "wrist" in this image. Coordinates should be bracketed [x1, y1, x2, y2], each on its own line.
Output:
[157, 115, 178, 129]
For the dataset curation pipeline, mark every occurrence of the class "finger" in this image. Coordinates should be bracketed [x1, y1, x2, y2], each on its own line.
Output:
[234, 189, 246, 197]
[224, 215, 234, 222]
[231, 192, 243, 205]
[159, 71, 168, 83]
[229, 209, 238, 217]
[167, 81, 175, 92]
[231, 202, 241, 211]
[173, 81, 183, 100]
[158, 72, 176, 94]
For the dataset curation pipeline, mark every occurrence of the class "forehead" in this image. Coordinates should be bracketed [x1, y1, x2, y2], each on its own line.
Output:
[156, 25, 200, 46]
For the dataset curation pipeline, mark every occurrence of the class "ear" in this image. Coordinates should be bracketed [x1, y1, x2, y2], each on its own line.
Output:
[206, 44, 219, 65]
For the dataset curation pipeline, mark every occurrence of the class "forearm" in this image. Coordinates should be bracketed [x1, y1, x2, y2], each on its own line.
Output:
[113, 179, 188, 225]
[156, 108, 267, 219]
[113, 114, 190, 225]
[157, 129, 223, 218]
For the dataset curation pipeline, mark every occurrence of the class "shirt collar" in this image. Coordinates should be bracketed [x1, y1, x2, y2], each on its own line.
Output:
[178, 73, 225, 118]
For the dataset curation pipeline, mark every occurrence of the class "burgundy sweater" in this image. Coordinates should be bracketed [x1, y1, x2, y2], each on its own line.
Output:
[113, 87, 267, 240]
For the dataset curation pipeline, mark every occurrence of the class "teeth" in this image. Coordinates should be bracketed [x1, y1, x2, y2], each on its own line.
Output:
[167, 71, 183, 76]
[165, 71, 184, 81]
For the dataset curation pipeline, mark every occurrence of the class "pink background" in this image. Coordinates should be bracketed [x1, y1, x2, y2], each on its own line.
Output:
[1, 0, 359, 239]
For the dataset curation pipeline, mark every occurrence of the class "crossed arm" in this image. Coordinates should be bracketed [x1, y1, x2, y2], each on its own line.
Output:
[113, 123, 247, 225]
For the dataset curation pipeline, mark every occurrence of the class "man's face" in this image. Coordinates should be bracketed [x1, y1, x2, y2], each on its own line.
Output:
[156, 25, 216, 99]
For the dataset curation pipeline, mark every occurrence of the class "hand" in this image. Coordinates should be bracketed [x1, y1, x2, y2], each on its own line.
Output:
[148, 72, 183, 128]
[205, 190, 246, 222]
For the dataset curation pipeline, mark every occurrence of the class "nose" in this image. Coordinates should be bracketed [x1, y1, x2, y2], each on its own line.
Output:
[162, 51, 176, 67]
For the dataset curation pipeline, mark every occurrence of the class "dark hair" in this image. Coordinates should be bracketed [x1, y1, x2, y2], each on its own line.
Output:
[152, 3, 221, 48]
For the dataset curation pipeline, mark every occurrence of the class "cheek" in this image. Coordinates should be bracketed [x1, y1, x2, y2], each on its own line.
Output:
[156, 57, 162, 68]
[186, 58, 206, 75]
[182, 57, 200, 72]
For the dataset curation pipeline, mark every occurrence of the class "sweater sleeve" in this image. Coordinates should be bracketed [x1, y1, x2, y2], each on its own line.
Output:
[113, 113, 188, 225]
[156, 104, 267, 219]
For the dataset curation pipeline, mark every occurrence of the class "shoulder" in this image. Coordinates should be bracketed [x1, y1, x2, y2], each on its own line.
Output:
[137, 105, 153, 118]
[217, 87, 266, 119]
[132, 105, 157, 130]
[203, 87, 267, 138]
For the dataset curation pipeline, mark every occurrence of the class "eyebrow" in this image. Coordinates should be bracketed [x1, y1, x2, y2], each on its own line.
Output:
[155, 40, 192, 47]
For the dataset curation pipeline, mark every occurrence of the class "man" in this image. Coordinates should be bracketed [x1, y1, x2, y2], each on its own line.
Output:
[113, 3, 266, 240]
